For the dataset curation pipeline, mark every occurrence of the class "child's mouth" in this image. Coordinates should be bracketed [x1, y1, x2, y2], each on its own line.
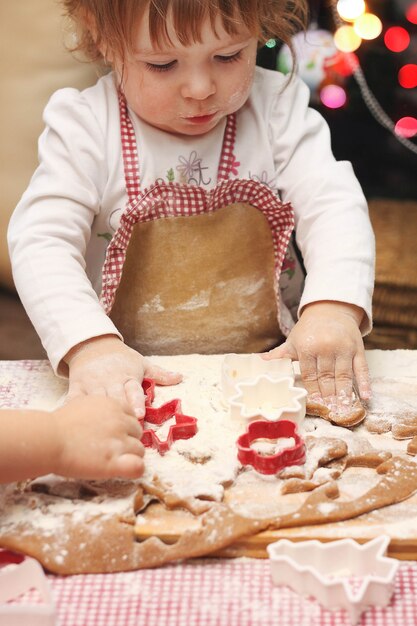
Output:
[185, 112, 217, 124]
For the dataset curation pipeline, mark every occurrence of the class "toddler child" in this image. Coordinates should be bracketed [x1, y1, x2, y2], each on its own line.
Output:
[8, 0, 375, 421]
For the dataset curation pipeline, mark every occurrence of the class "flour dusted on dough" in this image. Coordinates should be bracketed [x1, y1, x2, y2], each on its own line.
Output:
[138, 354, 417, 507]
[141, 355, 241, 501]
[0, 484, 16, 510]
[362, 377, 417, 437]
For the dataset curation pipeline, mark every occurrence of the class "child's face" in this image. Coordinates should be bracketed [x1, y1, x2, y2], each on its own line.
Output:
[115, 11, 258, 136]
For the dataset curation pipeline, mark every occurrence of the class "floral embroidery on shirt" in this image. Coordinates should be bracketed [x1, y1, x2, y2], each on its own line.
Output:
[97, 232, 112, 242]
[176, 151, 212, 186]
[281, 250, 296, 279]
[230, 155, 240, 176]
[177, 151, 201, 179]
[248, 170, 279, 194]
[97, 207, 123, 244]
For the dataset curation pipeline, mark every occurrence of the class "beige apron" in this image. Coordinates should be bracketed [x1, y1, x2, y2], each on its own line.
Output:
[100, 96, 295, 355]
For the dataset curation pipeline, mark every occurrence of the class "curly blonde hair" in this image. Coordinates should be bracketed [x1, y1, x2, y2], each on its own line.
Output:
[63, 0, 308, 63]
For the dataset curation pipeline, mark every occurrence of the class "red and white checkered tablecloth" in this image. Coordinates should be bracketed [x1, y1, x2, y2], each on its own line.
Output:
[3, 361, 417, 625]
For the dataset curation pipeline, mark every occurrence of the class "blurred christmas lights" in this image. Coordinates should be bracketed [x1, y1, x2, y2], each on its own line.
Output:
[276, 0, 417, 153]
[320, 84, 347, 108]
[406, 2, 417, 24]
[384, 26, 410, 52]
[334, 25, 362, 51]
[395, 117, 417, 138]
[398, 64, 417, 89]
[353, 13, 382, 39]
[336, 0, 365, 21]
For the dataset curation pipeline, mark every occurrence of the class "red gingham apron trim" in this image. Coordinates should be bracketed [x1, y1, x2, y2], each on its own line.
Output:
[118, 92, 141, 204]
[118, 92, 237, 203]
[217, 112, 236, 182]
[100, 178, 294, 313]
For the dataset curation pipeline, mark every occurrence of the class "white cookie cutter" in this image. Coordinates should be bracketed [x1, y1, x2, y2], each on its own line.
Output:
[221, 353, 294, 405]
[229, 375, 307, 426]
[0, 554, 56, 626]
[267, 536, 399, 624]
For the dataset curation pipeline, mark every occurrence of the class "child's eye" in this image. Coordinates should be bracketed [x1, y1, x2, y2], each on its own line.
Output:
[145, 61, 176, 72]
[215, 51, 243, 63]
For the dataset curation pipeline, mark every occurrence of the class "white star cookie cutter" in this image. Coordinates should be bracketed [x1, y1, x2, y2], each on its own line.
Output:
[0, 553, 56, 626]
[229, 375, 307, 426]
[267, 536, 399, 624]
[221, 353, 294, 405]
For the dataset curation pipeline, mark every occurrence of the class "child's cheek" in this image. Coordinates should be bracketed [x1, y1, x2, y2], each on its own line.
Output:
[224, 64, 255, 111]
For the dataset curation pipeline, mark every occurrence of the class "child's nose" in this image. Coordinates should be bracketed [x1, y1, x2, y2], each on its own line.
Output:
[181, 71, 216, 100]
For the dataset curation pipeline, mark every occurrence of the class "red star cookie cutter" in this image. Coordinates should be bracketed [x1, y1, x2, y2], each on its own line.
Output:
[236, 419, 306, 475]
[140, 378, 197, 455]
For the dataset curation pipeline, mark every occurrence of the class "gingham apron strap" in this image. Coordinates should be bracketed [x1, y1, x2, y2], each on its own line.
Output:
[118, 91, 141, 204]
[216, 112, 237, 182]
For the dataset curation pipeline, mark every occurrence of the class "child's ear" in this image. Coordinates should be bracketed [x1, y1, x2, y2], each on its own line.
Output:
[98, 44, 115, 65]
[82, 8, 115, 64]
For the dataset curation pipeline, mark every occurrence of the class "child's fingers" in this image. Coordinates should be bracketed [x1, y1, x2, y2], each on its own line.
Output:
[126, 418, 144, 441]
[89, 386, 107, 397]
[261, 341, 297, 361]
[65, 380, 85, 402]
[334, 355, 354, 409]
[113, 454, 145, 479]
[125, 436, 145, 457]
[298, 353, 321, 399]
[144, 361, 183, 386]
[316, 355, 337, 399]
[353, 352, 372, 400]
[124, 378, 146, 418]
[106, 382, 131, 410]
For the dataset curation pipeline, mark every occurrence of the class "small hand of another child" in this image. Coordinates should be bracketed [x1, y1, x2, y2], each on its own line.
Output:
[64, 335, 182, 418]
[52, 396, 145, 479]
[263, 302, 371, 410]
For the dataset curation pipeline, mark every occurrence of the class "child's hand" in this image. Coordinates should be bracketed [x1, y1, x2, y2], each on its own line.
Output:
[263, 302, 371, 407]
[52, 395, 145, 479]
[64, 335, 182, 418]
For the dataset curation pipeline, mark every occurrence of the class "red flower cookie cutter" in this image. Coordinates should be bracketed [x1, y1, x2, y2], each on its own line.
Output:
[140, 378, 197, 455]
[236, 419, 306, 475]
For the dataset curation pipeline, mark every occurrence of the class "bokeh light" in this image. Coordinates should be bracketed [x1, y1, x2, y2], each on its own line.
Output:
[398, 64, 417, 89]
[384, 26, 410, 53]
[320, 84, 347, 109]
[337, 0, 366, 21]
[354, 13, 383, 40]
[334, 25, 362, 52]
[406, 2, 417, 24]
[325, 51, 359, 76]
[395, 117, 417, 138]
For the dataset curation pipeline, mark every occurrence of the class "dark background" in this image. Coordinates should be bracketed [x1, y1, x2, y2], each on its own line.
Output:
[257, 0, 417, 200]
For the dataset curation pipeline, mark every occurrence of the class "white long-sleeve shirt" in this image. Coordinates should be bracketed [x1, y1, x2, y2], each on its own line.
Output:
[8, 67, 375, 373]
